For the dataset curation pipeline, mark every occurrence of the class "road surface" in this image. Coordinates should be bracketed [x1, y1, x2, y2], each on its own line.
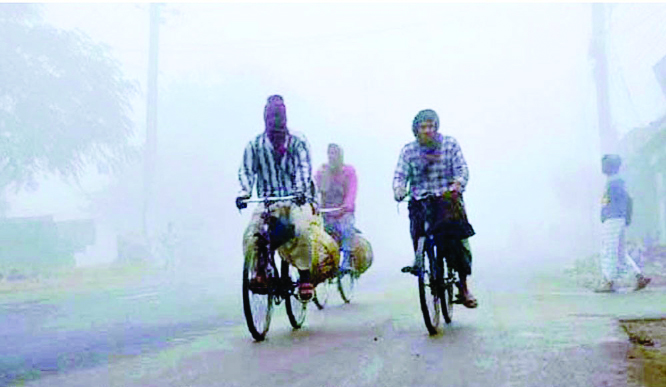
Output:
[1, 264, 664, 387]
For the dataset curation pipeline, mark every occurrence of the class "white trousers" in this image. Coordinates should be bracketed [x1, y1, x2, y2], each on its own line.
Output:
[600, 218, 642, 281]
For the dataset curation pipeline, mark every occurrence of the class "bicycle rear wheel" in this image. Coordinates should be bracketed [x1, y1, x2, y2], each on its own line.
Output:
[282, 260, 307, 329]
[242, 257, 274, 341]
[417, 237, 441, 335]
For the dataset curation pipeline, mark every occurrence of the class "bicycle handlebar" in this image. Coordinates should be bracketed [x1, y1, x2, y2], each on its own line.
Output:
[399, 189, 461, 203]
[318, 207, 343, 213]
[237, 193, 308, 210]
[242, 195, 298, 204]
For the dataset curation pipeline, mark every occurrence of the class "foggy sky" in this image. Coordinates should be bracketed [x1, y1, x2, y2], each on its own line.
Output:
[7, 3, 666, 274]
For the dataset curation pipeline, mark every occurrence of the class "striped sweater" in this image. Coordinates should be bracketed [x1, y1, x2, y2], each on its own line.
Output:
[238, 131, 313, 199]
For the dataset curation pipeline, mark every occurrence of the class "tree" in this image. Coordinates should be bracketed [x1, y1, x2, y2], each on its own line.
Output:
[0, 4, 138, 208]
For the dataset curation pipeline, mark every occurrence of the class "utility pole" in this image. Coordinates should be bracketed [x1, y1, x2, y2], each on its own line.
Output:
[591, 3, 617, 156]
[143, 3, 160, 240]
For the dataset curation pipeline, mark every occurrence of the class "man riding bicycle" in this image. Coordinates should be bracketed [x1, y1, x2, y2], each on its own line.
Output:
[236, 95, 318, 301]
[315, 143, 358, 271]
[393, 109, 478, 309]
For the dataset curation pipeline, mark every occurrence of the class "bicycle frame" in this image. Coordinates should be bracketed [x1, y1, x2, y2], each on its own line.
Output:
[315, 206, 358, 305]
[421, 227, 458, 300]
[240, 194, 309, 340]
[400, 196, 459, 333]
[318, 206, 345, 247]
[243, 195, 298, 300]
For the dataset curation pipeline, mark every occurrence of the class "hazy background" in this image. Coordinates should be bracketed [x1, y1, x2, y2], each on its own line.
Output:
[6, 3, 666, 285]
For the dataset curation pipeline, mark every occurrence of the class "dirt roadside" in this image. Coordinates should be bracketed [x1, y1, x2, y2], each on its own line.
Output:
[620, 317, 666, 387]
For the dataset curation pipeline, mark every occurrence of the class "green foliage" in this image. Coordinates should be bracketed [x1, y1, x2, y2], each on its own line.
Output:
[0, 4, 138, 192]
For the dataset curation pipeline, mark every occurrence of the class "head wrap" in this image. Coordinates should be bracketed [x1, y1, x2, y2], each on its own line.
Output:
[602, 154, 621, 175]
[264, 95, 289, 156]
[412, 109, 439, 136]
[327, 143, 343, 170]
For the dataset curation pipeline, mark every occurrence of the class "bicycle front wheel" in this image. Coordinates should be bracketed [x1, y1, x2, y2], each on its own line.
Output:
[417, 237, 441, 335]
[337, 268, 356, 303]
[282, 260, 307, 329]
[242, 258, 273, 341]
[441, 262, 454, 324]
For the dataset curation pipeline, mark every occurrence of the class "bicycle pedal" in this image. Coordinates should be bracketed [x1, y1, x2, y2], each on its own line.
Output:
[401, 266, 420, 276]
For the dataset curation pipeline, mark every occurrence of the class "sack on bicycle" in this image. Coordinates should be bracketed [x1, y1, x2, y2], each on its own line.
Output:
[409, 193, 475, 240]
[279, 213, 340, 286]
[350, 232, 373, 275]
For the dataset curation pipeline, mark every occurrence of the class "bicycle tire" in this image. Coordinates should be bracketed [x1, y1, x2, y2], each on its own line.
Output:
[337, 268, 356, 303]
[313, 279, 331, 310]
[441, 260, 454, 324]
[417, 237, 441, 335]
[242, 257, 273, 341]
[282, 260, 307, 329]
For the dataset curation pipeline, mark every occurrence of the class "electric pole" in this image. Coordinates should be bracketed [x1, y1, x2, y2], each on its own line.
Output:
[591, 3, 617, 156]
[143, 3, 160, 240]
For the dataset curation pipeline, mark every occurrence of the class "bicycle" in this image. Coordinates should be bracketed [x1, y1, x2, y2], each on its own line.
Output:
[238, 194, 310, 342]
[400, 197, 462, 335]
[312, 207, 358, 309]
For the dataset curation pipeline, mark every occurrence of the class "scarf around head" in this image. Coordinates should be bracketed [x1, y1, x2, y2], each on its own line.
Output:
[264, 95, 289, 156]
[412, 109, 439, 136]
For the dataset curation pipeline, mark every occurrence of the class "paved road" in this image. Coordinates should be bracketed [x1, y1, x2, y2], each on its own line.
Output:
[2, 265, 664, 387]
[0, 274, 240, 386]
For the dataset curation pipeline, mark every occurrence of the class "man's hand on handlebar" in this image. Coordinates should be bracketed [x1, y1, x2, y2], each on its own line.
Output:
[394, 186, 408, 202]
[294, 192, 307, 206]
[448, 181, 462, 200]
[236, 195, 250, 210]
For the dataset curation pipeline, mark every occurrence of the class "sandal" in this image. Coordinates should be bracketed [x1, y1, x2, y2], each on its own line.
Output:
[635, 276, 651, 291]
[463, 296, 478, 309]
[455, 292, 478, 309]
[298, 282, 315, 301]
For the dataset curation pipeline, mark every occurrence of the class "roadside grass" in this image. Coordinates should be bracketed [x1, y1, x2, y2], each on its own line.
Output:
[563, 254, 602, 290]
[0, 261, 163, 302]
[563, 253, 666, 290]
[562, 252, 666, 386]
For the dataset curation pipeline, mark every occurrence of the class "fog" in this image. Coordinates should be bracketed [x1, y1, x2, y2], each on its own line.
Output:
[5, 3, 666, 289]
